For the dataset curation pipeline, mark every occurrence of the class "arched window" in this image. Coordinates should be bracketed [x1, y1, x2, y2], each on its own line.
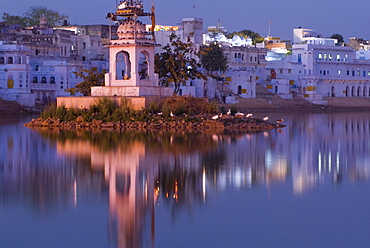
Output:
[35, 65, 39, 71]
[7, 57, 13, 64]
[33, 76, 38, 83]
[138, 51, 149, 80]
[116, 51, 131, 80]
[0, 57, 4, 64]
[345, 86, 349, 97]
[41, 76, 47, 84]
[357, 86, 361, 97]
[363, 86, 367, 97]
[351, 86, 356, 97]
[50, 76, 55, 84]
[237, 85, 242, 94]
[331, 86, 335, 97]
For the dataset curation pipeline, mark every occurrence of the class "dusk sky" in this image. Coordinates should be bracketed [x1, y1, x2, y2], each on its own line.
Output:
[3, 0, 370, 41]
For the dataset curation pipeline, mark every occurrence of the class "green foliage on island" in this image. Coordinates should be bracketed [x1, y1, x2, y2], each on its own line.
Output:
[39, 96, 219, 123]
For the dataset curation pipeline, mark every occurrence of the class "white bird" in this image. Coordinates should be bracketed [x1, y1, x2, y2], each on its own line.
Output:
[262, 116, 269, 121]
[157, 112, 163, 115]
[276, 117, 284, 123]
[246, 113, 253, 118]
[212, 113, 223, 120]
[170, 111, 174, 117]
[235, 112, 245, 117]
[227, 109, 231, 115]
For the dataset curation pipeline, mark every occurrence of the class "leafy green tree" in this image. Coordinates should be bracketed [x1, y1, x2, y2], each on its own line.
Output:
[1, 13, 29, 27]
[227, 29, 264, 44]
[200, 42, 228, 77]
[330, 33, 344, 44]
[71, 69, 106, 96]
[24, 6, 68, 26]
[155, 32, 207, 95]
[1, 7, 68, 27]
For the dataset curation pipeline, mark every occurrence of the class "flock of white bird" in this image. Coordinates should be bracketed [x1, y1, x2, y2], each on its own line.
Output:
[211, 109, 284, 124]
[158, 109, 284, 124]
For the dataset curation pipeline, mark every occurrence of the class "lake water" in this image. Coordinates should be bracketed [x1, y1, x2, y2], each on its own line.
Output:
[0, 112, 369, 248]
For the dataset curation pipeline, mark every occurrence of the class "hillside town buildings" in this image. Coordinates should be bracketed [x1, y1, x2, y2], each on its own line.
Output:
[2, 4, 370, 107]
[266, 27, 370, 104]
[0, 18, 108, 107]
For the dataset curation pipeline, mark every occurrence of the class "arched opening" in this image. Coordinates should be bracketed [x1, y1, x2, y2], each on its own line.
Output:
[331, 86, 335, 97]
[138, 51, 149, 80]
[33, 76, 38, 83]
[357, 86, 361, 97]
[7, 57, 13, 64]
[50, 76, 55, 84]
[351, 86, 356, 97]
[363, 86, 367, 97]
[345, 86, 350, 97]
[0, 57, 4, 64]
[237, 85, 242, 94]
[116, 51, 131, 80]
[41, 76, 47, 84]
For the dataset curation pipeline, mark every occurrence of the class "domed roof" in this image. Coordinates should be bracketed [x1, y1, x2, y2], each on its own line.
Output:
[117, 18, 146, 39]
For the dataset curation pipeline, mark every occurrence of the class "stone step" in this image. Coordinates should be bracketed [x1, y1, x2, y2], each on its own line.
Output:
[0, 98, 28, 114]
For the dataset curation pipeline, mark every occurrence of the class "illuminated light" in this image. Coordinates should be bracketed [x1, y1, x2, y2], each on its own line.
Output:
[328, 151, 332, 172]
[202, 168, 206, 201]
[165, 193, 169, 198]
[318, 152, 322, 174]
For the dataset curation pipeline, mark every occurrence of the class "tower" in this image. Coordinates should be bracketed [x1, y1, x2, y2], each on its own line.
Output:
[91, 0, 172, 97]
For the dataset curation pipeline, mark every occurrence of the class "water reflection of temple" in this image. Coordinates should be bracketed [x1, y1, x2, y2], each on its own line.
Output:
[3, 112, 370, 247]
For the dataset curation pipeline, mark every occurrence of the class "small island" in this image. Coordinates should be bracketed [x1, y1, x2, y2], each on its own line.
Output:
[24, 96, 285, 132]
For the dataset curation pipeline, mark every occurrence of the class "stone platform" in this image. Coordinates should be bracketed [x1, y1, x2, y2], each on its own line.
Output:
[57, 95, 167, 110]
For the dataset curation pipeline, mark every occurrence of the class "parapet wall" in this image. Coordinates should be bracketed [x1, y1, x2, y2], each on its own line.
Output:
[57, 96, 166, 110]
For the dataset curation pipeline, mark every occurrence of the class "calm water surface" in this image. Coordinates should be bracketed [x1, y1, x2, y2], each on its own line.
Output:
[0, 112, 369, 248]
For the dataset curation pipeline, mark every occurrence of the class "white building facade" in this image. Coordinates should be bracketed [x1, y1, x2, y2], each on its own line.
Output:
[266, 28, 370, 104]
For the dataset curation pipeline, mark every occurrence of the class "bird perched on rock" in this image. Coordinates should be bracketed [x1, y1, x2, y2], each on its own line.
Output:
[276, 118, 284, 123]
[235, 112, 244, 117]
[246, 113, 253, 118]
[170, 111, 174, 117]
[262, 116, 269, 121]
[227, 109, 231, 115]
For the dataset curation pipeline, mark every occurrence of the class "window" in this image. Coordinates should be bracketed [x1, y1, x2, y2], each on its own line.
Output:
[35, 65, 39, 71]
[33, 76, 38, 83]
[338, 70, 341, 75]
[328, 54, 332, 61]
[323, 54, 327, 60]
[41, 76, 46, 84]
[50, 76, 55, 84]
[347, 70, 350, 76]
[318, 53, 322, 60]
[298, 54, 301, 63]
[7, 57, 13, 64]
[336, 54, 340, 61]
[288, 69, 291, 74]
[83, 42, 86, 49]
